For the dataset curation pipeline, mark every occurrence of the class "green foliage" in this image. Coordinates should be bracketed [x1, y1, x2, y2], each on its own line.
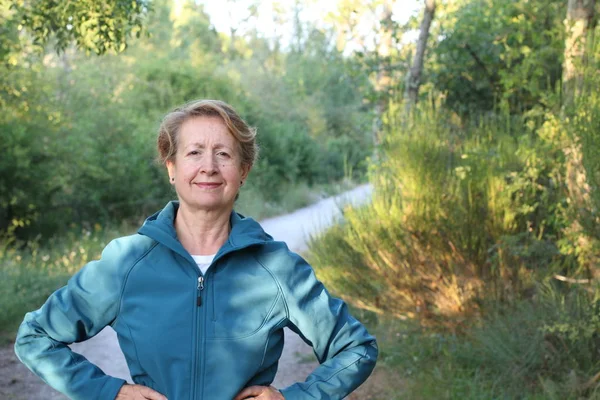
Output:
[0, 66, 65, 236]
[232, 28, 373, 187]
[309, 104, 565, 321]
[0, 0, 372, 239]
[570, 92, 600, 241]
[534, 88, 600, 276]
[6, 0, 149, 56]
[0, 59, 172, 237]
[431, 0, 565, 115]
[0, 1, 21, 64]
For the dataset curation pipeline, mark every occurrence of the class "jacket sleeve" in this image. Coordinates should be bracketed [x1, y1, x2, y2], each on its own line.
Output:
[276, 251, 378, 400]
[14, 239, 131, 400]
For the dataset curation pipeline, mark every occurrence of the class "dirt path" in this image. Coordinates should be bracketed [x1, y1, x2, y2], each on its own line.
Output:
[0, 185, 373, 399]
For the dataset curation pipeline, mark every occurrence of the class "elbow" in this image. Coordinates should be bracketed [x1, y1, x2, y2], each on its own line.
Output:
[14, 312, 51, 367]
[364, 338, 378, 369]
[14, 314, 34, 365]
[369, 338, 379, 361]
[349, 338, 378, 390]
[350, 338, 378, 379]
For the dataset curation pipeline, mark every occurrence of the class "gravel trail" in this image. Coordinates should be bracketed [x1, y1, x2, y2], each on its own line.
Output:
[0, 184, 372, 399]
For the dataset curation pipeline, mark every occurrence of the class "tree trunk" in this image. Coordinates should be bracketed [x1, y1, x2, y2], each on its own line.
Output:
[562, 0, 596, 104]
[372, 2, 394, 147]
[562, 0, 596, 214]
[562, 0, 597, 280]
[405, 0, 436, 115]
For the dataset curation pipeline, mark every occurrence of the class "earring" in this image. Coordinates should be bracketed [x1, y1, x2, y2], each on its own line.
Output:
[240, 180, 244, 186]
[170, 177, 175, 182]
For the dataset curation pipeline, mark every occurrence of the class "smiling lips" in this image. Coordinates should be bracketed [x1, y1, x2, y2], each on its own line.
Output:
[194, 182, 222, 190]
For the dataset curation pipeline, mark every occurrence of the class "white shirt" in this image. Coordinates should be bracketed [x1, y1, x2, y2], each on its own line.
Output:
[191, 254, 216, 275]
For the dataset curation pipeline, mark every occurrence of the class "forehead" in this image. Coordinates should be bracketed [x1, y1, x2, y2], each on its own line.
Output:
[178, 116, 235, 147]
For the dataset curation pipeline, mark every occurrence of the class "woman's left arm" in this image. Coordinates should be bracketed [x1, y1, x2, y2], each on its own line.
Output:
[270, 248, 378, 400]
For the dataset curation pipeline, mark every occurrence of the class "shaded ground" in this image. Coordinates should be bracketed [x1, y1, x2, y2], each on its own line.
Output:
[349, 365, 404, 400]
[0, 344, 65, 400]
[1, 185, 380, 399]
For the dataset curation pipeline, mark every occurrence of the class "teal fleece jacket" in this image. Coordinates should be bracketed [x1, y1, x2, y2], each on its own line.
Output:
[14, 201, 378, 399]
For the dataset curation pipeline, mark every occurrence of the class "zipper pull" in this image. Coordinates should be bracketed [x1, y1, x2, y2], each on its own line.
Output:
[197, 276, 204, 307]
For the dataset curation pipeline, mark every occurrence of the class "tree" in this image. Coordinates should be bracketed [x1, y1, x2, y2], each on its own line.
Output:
[0, 0, 151, 236]
[561, 0, 597, 279]
[404, 0, 436, 114]
[4, 0, 149, 60]
[324, 0, 414, 147]
[372, 2, 394, 146]
[562, 0, 596, 103]
[431, 0, 565, 115]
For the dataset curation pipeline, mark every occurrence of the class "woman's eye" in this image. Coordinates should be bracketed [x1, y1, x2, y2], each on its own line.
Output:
[189, 150, 199, 156]
[217, 152, 230, 158]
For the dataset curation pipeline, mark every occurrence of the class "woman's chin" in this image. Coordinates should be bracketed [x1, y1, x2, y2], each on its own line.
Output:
[183, 198, 234, 213]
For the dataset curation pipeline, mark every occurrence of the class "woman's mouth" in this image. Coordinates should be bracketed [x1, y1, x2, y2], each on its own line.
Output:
[194, 182, 222, 190]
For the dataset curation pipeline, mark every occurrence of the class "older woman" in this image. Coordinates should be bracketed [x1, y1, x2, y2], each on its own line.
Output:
[14, 99, 378, 400]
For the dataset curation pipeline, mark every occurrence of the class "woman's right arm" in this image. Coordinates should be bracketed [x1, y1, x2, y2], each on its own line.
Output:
[14, 238, 137, 400]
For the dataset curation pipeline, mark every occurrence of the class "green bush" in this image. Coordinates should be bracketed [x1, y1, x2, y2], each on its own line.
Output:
[309, 104, 564, 322]
[433, 0, 565, 116]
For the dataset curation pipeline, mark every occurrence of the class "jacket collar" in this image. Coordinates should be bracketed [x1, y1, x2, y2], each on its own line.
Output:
[138, 201, 272, 265]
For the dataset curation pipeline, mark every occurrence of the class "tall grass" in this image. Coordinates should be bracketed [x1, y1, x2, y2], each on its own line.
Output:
[0, 225, 125, 343]
[309, 105, 563, 323]
[308, 103, 600, 397]
[371, 284, 600, 399]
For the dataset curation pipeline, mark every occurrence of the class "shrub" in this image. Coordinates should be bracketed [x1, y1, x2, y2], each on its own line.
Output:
[308, 104, 564, 323]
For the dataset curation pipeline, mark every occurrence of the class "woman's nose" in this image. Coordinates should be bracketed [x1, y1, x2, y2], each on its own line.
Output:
[199, 153, 218, 172]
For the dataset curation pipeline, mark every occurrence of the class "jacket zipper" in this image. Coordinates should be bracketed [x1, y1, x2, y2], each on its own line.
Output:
[190, 251, 243, 398]
[197, 276, 204, 306]
[195, 270, 209, 400]
[191, 273, 199, 400]
[198, 271, 210, 400]
[192, 272, 205, 400]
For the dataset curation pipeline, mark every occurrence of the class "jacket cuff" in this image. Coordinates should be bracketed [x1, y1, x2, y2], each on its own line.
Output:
[100, 377, 127, 400]
[279, 385, 311, 400]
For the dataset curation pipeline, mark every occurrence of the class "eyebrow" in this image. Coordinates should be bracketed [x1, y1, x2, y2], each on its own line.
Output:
[184, 143, 232, 150]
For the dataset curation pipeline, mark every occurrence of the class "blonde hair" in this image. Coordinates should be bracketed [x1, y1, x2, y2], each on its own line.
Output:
[157, 99, 258, 168]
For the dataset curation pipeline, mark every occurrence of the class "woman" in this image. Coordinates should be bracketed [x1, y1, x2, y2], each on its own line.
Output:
[14, 99, 378, 400]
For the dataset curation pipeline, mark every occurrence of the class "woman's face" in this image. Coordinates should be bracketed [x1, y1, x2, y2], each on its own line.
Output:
[166, 116, 249, 213]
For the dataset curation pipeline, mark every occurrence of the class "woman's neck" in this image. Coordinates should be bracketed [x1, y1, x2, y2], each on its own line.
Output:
[174, 205, 232, 255]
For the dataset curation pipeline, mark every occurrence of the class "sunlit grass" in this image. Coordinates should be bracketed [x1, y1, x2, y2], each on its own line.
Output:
[0, 224, 125, 343]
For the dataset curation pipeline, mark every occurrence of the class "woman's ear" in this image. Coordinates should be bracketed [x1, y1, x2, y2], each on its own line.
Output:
[166, 160, 175, 184]
[241, 164, 251, 181]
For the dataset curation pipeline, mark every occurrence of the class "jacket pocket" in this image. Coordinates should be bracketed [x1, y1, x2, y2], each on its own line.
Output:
[209, 265, 281, 339]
